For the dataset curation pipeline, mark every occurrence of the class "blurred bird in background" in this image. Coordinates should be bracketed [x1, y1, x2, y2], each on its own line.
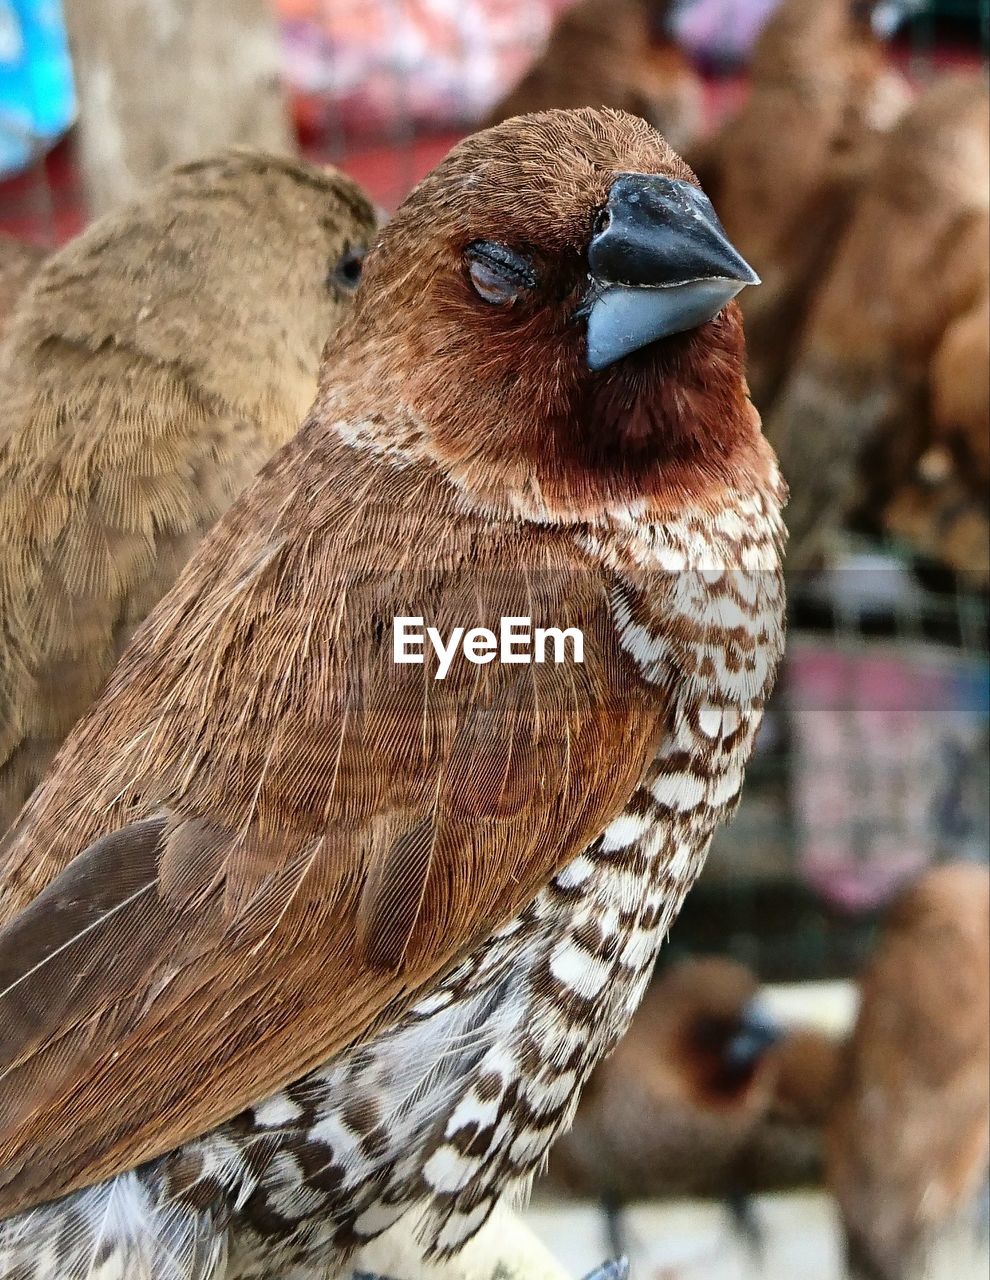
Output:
[545, 956, 847, 1257]
[0, 149, 376, 837]
[763, 73, 990, 572]
[486, 0, 704, 156]
[733, 1024, 844, 1193]
[884, 281, 990, 583]
[546, 958, 783, 1210]
[698, 0, 915, 409]
[0, 234, 45, 342]
[828, 862, 990, 1280]
[928, 288, 990, 496]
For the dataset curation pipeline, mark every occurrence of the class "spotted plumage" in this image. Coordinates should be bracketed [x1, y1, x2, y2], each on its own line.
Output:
[0, 109, 784, 1278]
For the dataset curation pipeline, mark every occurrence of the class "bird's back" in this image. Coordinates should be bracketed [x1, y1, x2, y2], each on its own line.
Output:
[828, 864, 990, 1280]
[0, 330, 297, 834]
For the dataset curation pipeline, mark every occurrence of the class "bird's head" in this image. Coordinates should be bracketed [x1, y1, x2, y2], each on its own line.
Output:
[662, 958, 783, 1106]
[26, 148, 378, 428]
[164, 149, 377, 419]
[333, 108, 772, 523]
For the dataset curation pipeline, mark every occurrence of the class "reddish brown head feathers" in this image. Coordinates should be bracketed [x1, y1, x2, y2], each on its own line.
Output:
[323, 108, 774, 522]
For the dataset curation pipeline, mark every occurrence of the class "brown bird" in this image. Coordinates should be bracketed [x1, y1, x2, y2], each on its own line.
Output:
[762, 74, 990, 568]
[545, 957, 783, 1203]
[0, 234, 46, 342]
[884, 285, 990, 583]
[734, 1025, 844, 1193]
[703, 0, 913, 409]
[487, 0, 704, 157]
[883, 449, 990, 587]
[0, 148, 376, 836]
[930, 289, 990, 494]
[0, 108, 785, 1278]
[828, 862, 990, 1280]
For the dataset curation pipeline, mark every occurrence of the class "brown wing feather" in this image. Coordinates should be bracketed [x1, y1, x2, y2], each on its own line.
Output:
[0, 423, 668, 1216]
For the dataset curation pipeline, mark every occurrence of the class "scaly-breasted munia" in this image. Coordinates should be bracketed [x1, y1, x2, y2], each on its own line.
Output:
[0, 108, 784, 1279]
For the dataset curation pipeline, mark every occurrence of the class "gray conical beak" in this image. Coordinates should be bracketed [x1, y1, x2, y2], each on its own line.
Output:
[724, 997, 783, 1072]
[584, 173, 759, 371]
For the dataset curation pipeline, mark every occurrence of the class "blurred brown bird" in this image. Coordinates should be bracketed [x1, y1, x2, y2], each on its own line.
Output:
[884, 282, 990, 581]
[733, 1025, 844, 1192]
[487, 0, 703, 156]
[828, 862, 990, 1280]
[929, 289, 990, 494]
[762, 74, 990, 569]
[0, 108, 784, 1278]
[0, 234, 45, 341]
[702, 0, 913, 409]
[883, 449, 990, 588]
[0, 148, 376, 836]
[546, 957, 783, 1203]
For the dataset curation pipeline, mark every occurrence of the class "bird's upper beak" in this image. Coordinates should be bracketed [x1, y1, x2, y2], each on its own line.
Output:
[724, 996, 783, 1072]
[583, 173, 759, 371]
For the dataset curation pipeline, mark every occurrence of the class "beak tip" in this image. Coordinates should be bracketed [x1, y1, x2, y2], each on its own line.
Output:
[728, 252, 760, 289]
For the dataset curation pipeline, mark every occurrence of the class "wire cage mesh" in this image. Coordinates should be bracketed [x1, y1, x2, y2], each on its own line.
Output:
[1, 0, 988, 987]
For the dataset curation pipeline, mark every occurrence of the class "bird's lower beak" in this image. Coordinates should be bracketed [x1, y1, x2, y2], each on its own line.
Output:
[583, 173, 759, 371]
[725, 997, 783, 1071]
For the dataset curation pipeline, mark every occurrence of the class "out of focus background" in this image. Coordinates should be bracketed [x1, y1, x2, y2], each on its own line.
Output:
[2, 2, 988, 1277]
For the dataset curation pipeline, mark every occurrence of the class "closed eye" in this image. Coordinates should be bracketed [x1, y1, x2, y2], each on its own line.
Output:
[465, 241, 537, 305]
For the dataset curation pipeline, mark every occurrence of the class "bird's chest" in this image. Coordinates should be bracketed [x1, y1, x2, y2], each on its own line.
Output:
[207, 691, 762, 1270]
[177, 518, 783, 1277]
[207, 700, 763, 1280]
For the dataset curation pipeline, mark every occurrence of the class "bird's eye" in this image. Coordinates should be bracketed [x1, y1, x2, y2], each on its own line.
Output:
[329, 244, 366, 294]
[465, 241, 537, 305]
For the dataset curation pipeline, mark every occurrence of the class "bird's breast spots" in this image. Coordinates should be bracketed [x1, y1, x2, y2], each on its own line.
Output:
[391, 615, 584, 679]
